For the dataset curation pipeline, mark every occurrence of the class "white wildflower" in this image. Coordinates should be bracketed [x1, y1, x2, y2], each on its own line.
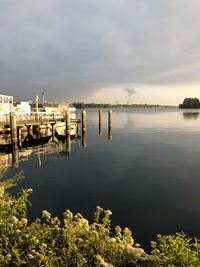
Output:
[10, 216, 18, 224]
[28, 254, 34, 260]
[63, 209, 73, 220]
[0, 186, 4, 197]
[21, 218, 28, 225]
[41, 243, 47, 249]
[42, 210, 51, 220]
[96, 255, 113, 267]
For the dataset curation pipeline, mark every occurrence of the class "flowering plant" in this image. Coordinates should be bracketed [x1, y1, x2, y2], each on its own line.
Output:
[0, 166, 199, 266]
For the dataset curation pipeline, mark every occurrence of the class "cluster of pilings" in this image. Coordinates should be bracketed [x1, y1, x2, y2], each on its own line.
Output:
[4, 110, 113, 163]
[98, 109, 112, 140]
[64, 109, 112, 156]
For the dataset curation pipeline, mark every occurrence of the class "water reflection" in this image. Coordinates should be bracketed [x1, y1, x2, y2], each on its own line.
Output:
[82, 130, 87, 147]
[0, 138, 81, 167]
[183, 112, 199, 120]
[0, 127, 81, 167]
[66, 134, 71, 156]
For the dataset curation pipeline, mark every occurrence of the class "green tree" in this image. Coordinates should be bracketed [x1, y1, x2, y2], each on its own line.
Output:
[179, 98, 200, 109]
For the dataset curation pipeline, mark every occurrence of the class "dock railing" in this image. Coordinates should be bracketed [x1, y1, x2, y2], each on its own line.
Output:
[0, 112, 65, 125]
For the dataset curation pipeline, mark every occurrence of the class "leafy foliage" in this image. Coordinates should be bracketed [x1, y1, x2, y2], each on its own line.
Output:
[151, 233, 200, 266]
[179, 98, 200, 109]
[0, 166, 200, 266]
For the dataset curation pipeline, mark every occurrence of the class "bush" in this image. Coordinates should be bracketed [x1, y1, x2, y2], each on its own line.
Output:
[0, 167, 158, 266]
[151, 233, 200, 266]
[0, 166, 200, 266]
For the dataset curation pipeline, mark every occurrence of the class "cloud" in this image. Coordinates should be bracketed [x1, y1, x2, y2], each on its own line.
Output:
[0, 0, 200, 103]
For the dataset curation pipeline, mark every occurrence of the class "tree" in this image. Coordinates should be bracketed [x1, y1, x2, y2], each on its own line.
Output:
[179, 98, 200, 109]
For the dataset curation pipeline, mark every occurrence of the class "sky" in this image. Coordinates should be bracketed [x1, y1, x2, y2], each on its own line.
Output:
[0, 0, 200, 105]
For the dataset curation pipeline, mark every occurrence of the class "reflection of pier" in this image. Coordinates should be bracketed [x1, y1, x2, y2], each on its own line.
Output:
[0, 135, 81, 167]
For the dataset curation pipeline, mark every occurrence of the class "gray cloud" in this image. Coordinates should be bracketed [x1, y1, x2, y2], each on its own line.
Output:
[0, 0, 200, 101]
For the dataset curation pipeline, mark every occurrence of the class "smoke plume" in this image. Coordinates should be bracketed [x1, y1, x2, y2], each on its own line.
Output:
[123, 87, 136, 104]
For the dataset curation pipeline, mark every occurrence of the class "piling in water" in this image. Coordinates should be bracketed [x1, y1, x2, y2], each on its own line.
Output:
[108, 110, 112, 140]
[10, 112, 18, 149]
[82, 130, 87, 148]
[35, 95, 39, 120]
[17, 127, 22, 148]
[66, 133, 71, 156]
[82, 110, 86, 132]
[82, 110, 87, 147]
[99, 110, 103, 135]
[65, 111, 71, 156]
[65, 111, 71, 136]
[10, 112, 18, 167]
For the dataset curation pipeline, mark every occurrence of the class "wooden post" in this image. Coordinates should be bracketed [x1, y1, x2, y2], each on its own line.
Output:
[108, 110, 112, 127]
[17, 127, 22, 148]
[82, 110, 86, 132]
[99, 109, 103, 135]
[35, 95, 39, 120]
[99, 109, 102, 123]
[66, 132, 71, 156]
[82, 130, 87, 148]
[65, 111, 71, 136]
[65, 111, 71, 155]
[10, 112, 18, 148]
[82, 110, 87, 147]
[10, 112, 18, 167]
[108, 110, 112, 140]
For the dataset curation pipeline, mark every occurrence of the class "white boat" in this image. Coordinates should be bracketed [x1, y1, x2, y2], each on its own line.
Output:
[55, 104, 77, 137]
[54, 121, 77, 136]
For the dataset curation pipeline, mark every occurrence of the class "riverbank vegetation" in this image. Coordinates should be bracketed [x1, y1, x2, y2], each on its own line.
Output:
[72, 102, 173, 109]
[0, 167, 200, 266]
[179, 98, 200, 109]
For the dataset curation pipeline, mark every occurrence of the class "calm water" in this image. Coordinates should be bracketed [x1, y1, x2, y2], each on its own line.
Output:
[7, 108, 200, 248]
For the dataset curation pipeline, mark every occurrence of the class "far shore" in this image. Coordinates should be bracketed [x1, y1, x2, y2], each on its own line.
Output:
[72, 103, 177, 109]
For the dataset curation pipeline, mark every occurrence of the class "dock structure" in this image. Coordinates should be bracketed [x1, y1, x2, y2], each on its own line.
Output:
[0, 111, 81, 148]
[0, 112, 81, 130]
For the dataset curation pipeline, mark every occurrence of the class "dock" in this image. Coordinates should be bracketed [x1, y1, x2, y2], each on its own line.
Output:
[0, 112, 81, 128]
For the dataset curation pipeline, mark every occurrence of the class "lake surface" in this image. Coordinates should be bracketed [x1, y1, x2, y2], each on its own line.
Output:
[6, 108, 200, 249]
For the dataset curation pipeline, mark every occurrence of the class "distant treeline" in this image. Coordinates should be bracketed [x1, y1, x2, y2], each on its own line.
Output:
[179, 98, 200, 109]
[72, 102, 171, 109]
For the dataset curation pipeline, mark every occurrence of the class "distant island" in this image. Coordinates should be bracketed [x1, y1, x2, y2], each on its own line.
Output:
[179, 98, 200, 109]
[72, 102, 174, 109]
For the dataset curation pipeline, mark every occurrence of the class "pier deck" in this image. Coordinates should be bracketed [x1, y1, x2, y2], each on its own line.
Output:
[0, 112, 81, 128]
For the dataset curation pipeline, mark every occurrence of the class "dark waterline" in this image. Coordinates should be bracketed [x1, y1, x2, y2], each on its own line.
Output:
[6, 108, 200, 249]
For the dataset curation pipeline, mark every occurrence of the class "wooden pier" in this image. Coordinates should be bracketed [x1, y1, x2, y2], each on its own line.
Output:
[0, 112, 81, 139]
[0, 112, 81, 128]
